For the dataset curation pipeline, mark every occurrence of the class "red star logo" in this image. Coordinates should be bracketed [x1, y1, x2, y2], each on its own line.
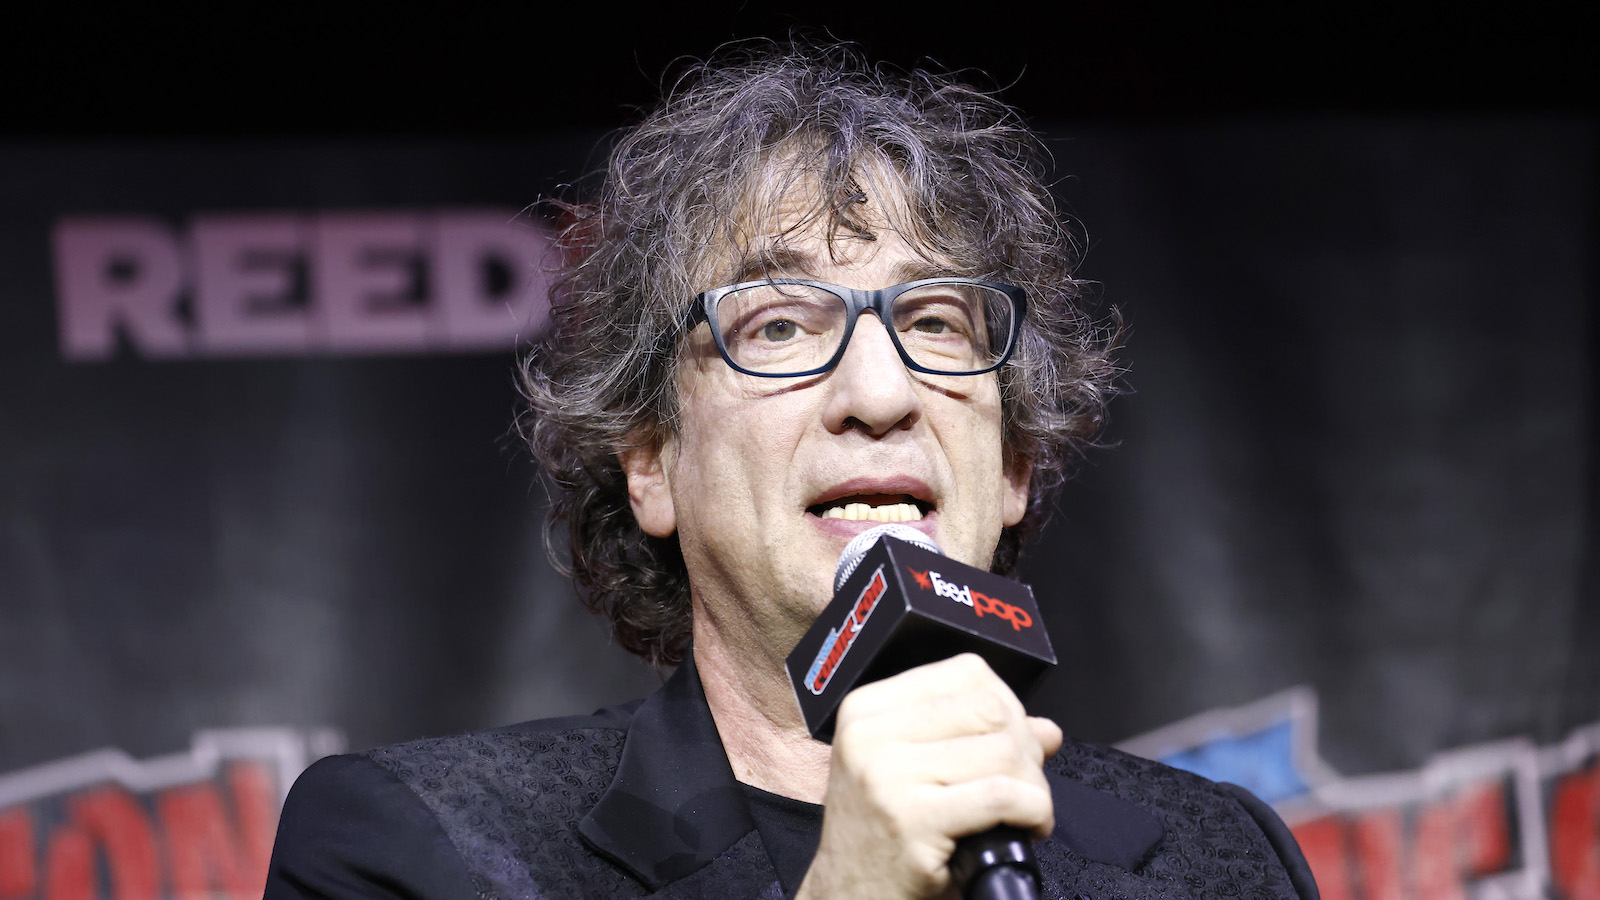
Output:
[907, 568, 932, 591]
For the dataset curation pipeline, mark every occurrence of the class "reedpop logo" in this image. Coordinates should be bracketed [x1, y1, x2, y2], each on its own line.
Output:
[906, 568, 1033, 631]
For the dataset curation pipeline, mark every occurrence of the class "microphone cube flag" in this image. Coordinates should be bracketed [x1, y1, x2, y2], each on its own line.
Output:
[786, 536, 1057, 742]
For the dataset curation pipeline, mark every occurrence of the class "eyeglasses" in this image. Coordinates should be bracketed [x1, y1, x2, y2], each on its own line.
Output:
[684, 278, 1027, 378]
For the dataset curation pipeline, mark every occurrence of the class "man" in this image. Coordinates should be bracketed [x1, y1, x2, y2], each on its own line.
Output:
[266, 44, 1319, 899]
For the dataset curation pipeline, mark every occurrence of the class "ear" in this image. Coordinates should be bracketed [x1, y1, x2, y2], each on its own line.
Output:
[1001, 454, 1032, 528]
[619, 434, 677, 538]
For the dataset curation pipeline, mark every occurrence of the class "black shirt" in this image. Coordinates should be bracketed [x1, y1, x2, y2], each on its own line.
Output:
[741, 782, 824, 894]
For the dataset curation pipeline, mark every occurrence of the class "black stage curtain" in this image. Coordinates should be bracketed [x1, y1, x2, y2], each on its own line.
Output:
[0, 119, 1593, 780]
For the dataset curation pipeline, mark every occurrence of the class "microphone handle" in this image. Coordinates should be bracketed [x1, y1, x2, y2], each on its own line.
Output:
[950, 826, 1041, 900]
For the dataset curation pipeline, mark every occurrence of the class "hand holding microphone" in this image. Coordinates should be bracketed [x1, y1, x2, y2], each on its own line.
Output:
[789, 525, 1060, 900]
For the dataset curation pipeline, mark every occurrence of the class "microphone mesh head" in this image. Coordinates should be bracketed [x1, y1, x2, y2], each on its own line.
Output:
[834, 524, 942, 591]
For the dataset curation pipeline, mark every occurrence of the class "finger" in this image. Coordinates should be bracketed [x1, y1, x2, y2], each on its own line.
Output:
[912, 776, 1057, 843]
[837, 686, 1023, 748]
[1029, 716, 1064, 758]
[859, 730, 1053, 788]
[836, 654, 1023, 722]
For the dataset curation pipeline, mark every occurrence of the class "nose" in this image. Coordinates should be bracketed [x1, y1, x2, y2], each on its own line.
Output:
[821, 312, 922, 436]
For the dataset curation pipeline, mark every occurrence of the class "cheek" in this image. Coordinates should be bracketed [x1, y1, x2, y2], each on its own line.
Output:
[669, 384, 803, 508]
[963, 392, 1019, 527]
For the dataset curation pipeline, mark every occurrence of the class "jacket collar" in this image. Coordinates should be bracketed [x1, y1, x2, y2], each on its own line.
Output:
[579, 655, 757, 890]
[1046, 764, 1165, 871]
[579, 655, 1164, 888]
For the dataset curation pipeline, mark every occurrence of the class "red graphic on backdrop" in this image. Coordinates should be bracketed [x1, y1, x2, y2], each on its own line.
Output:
[1551, 762, 1600, 900]
[1292, 780, 1519, 900]
[0, 728, 338, 900]
[1120, 688, 1600, 900]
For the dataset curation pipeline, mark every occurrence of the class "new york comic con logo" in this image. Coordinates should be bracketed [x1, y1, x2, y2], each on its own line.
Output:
[806, 566, 889, 695]
[906, 568, 1033, 631]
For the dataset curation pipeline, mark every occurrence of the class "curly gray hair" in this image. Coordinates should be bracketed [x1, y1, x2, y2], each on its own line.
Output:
[519, 42, 1118, 666]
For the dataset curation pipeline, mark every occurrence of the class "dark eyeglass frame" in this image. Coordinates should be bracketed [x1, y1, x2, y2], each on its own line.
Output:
[683, 277, 1028, 378]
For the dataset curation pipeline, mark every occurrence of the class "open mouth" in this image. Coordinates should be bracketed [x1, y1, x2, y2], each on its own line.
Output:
[806, 493, 932, 523]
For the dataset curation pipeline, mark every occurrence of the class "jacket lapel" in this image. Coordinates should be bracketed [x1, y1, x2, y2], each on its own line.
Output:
[578, 657, 763, 890]
[646, 830, 785, 900]
[1046, 763, 1165, 870]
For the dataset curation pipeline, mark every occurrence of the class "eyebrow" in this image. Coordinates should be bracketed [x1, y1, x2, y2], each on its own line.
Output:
[890, 260, 955, 283]
[728, 251, 957, 286]
[729, 246, 814, 284]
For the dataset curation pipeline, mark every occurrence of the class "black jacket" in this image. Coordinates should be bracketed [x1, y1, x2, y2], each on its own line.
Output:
[266, 658, 1319, 899]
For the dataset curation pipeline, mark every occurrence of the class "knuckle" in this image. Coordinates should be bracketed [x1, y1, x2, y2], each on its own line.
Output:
[957, 654, 1003, 689]
[954, 652, 987, 674]
[981, 777, 1051, 819]
[954, 689, 1009, 730]
[974, 729, 1023, 764]
[1015, 782, 1054, 824]
[982, 776, 1025, 812]
[908, 846, 951, 892]
[972, 775, 1049, 832]
[1011, 725, 1047, 765]
[1011, 738, 1043, 771]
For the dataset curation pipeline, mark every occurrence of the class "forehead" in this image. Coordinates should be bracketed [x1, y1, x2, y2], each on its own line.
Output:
[700, 161, 964, 288]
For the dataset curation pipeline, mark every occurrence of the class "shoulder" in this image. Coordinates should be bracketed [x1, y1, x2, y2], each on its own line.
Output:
[361, 706, 636, 841]
[267, 703, 646, 900]
[1049, 733, 1236, 810]
[362, 701, 638, 797]
[266, 753, 481, 899]
[1044, 737, 1320, 900]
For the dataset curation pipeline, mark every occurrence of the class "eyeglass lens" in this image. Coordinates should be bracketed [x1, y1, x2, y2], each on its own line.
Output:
[714, 283, 1015, 375]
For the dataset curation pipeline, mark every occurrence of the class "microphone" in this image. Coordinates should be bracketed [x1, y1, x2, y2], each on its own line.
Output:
[785, 524, 1057, 900]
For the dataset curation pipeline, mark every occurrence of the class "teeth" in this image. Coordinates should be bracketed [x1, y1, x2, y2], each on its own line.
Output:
[820, 502, 924, 522]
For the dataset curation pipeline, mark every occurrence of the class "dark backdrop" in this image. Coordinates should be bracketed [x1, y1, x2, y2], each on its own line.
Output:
[1, 1, 1595, 785]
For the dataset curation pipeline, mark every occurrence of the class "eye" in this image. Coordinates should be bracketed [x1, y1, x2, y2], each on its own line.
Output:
[760, 318, 800, 342]
[894, 289, 982, 341]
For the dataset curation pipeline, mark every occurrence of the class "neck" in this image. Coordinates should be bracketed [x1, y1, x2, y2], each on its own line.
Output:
[692, 607, 831, 804]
